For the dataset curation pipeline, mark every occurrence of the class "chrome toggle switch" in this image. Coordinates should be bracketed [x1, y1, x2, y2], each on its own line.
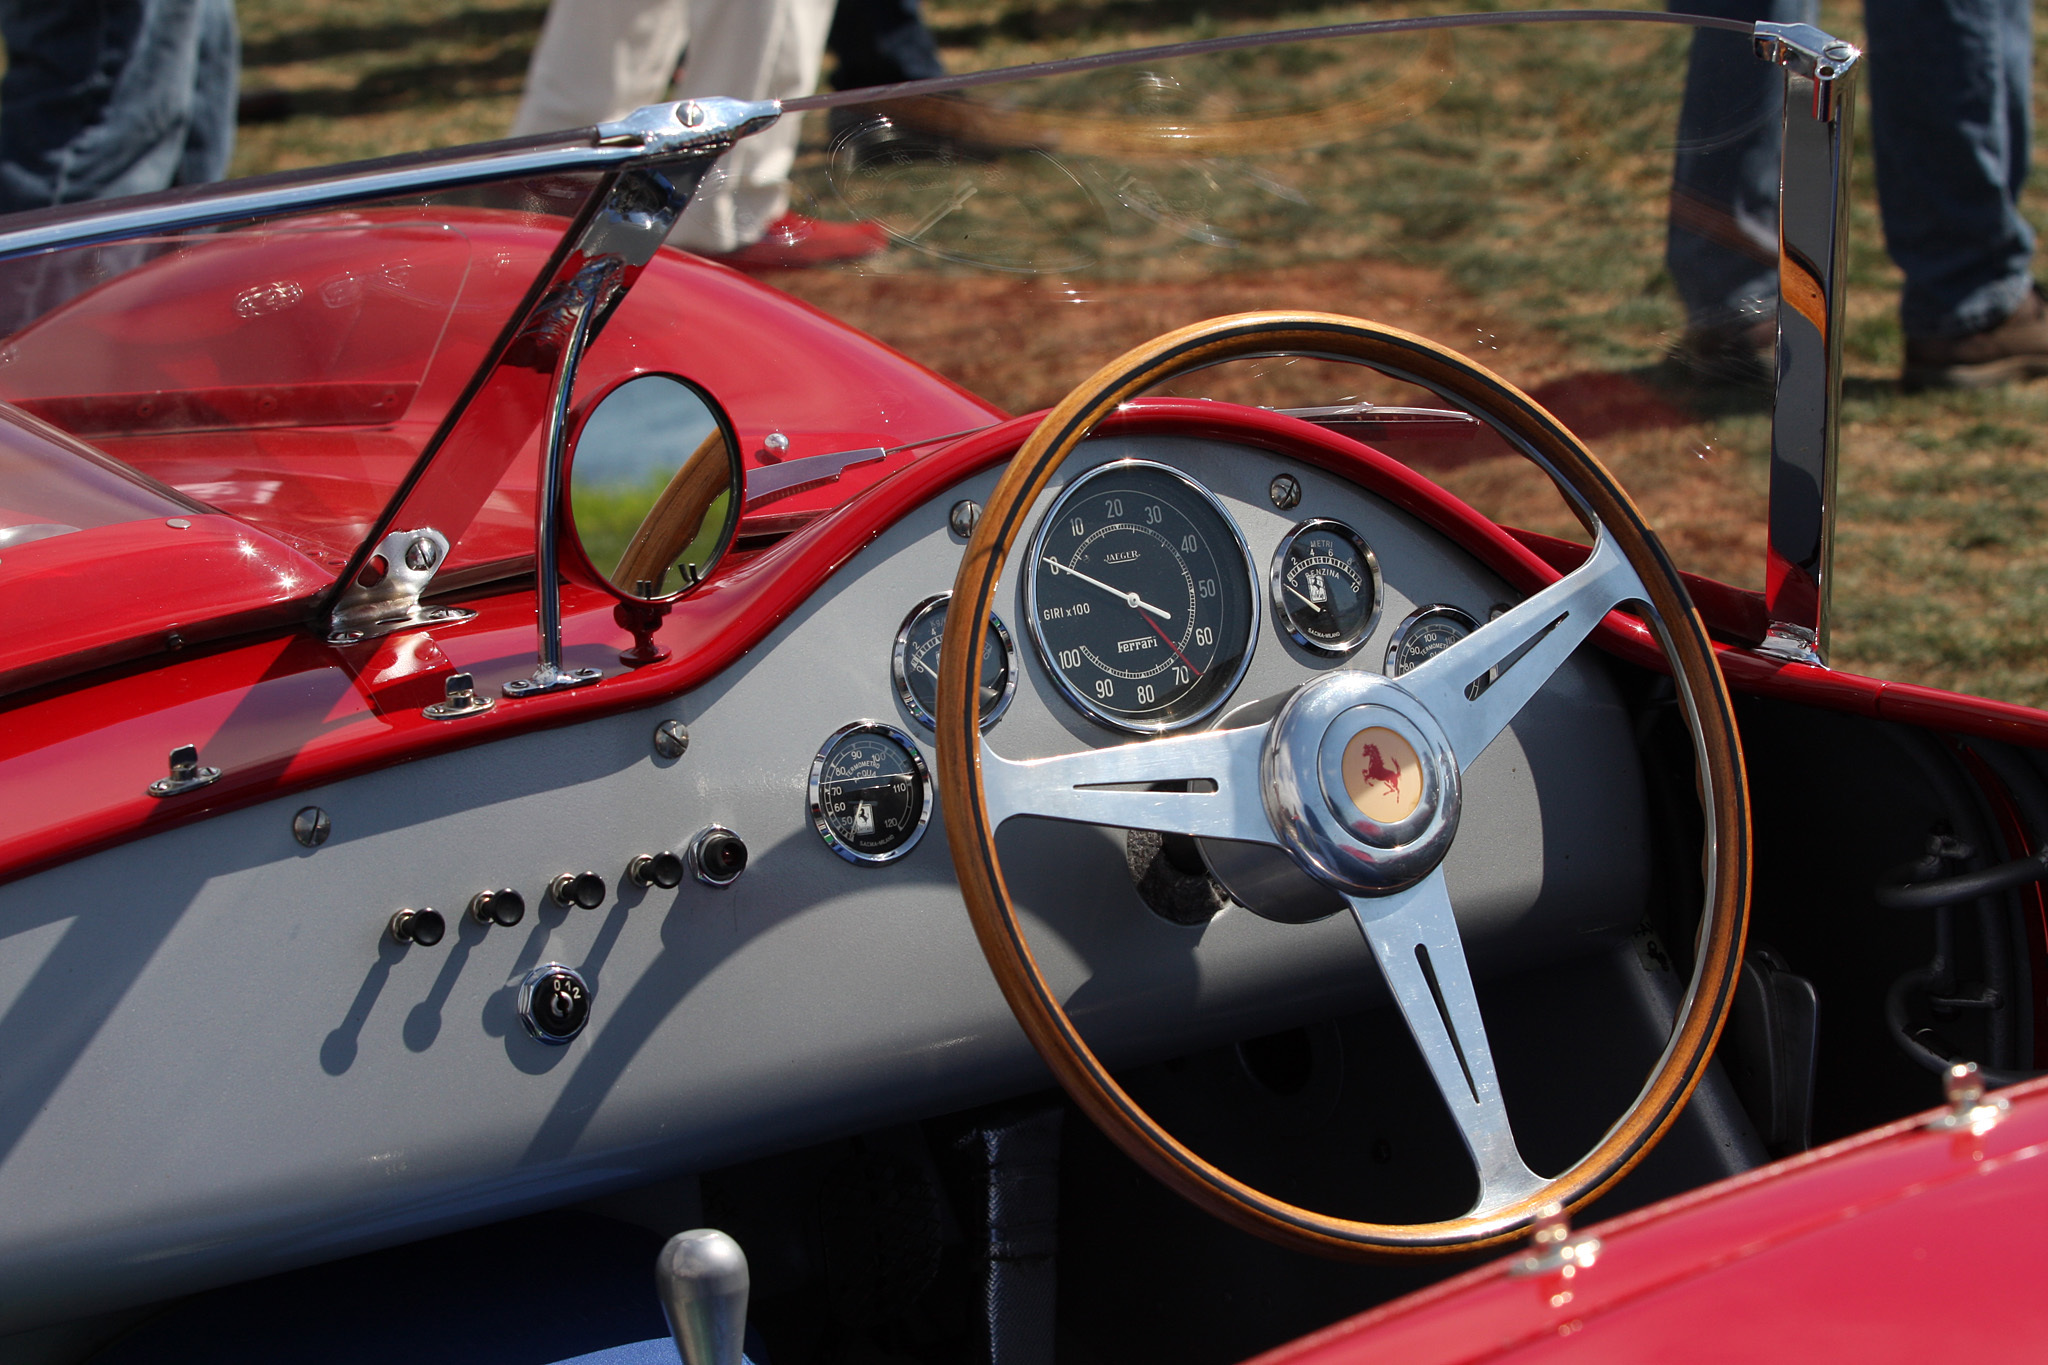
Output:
[549, 870, 607, 909]
[628, 851, 686, 890]
[468, 887, 526, 927]
[388, 907, 445, 947]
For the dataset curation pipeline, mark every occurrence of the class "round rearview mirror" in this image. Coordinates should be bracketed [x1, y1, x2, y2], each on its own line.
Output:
[566, 373, 742, 602]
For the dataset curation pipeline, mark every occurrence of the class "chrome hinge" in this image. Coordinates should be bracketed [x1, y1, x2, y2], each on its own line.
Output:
[595, 97, 780, 157]
[1754, 22, 1862, 119]
[325, 527, 475, 646]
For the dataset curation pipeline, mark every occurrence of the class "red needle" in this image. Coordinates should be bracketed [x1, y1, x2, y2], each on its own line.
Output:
[1145, 614, 1203, 676]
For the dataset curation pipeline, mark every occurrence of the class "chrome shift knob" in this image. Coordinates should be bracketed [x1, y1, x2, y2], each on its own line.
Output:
[656, 1228, 748, 1365]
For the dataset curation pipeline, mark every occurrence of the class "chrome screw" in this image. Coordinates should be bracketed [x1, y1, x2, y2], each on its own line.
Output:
[682, 101, 705, 127]
[404, 536, 439, 572]
[654, 719, 690, 760]
[949, 499, 982, 538]
[292, 806, 332, 848]
[1268, 474, 1302, 511]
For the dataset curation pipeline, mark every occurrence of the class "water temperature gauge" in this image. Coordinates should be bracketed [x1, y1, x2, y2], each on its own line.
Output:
[809, 723, 932, 865]
[1270, 519, 1381, 657]
[1384, 603, 1480, 677]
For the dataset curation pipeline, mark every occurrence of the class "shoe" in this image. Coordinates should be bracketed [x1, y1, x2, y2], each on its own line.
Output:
[1666, 317, 1776, 388]
[1903, 284, 2048, 390]
[701, 213, 888, 272]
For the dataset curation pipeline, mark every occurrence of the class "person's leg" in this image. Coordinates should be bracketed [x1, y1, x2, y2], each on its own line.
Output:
[1666, 0, 1814, 348]
[510, 0, 689, 136]
[1867, 0, 2035, 340]
[670, 0, 837, 253]
[827, 0, 945, 90]
[0, 0, 233, 213]
[177, 0, 237, 188]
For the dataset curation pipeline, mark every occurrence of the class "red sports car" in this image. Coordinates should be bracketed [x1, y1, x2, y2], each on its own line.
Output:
[0, 10, 2042, 1363]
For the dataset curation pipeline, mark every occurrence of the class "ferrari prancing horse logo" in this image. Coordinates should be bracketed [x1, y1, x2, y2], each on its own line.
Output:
[1342, 726, 1423, 824]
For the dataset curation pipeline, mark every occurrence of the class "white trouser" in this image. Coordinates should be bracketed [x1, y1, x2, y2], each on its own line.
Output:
[510, 0, 834, 252]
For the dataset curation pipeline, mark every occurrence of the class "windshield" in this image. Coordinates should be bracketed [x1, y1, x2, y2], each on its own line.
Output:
[746, 12, 1775, 599]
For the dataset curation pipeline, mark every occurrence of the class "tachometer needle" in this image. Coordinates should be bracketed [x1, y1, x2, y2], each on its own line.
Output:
[1043, 557, 1171, 620]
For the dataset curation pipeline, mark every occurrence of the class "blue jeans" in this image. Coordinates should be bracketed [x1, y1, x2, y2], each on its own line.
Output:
[827, 0, 945, 89]
[0, 0, 238, 214]
[1670, 0, 2035, 339]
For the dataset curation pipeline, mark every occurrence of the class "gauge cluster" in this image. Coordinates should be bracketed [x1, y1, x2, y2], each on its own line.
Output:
[805, 441, 1514, 869]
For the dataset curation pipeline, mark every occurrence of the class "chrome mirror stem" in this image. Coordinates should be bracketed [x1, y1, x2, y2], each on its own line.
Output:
[1756, 22, 1861, 666]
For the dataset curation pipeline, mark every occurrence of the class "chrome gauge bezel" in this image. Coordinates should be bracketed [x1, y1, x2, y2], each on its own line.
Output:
[1023, 458, 1261, 735]
[1383, 603, 1480, 677]
[1269, 518, 1383, 658]
[808, 721, 933, 866]
[891, 592, 1017, 732]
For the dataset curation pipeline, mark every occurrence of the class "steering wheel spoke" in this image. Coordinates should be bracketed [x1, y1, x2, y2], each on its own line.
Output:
[979, 723, 1278, 845]
[1346, 873, 1545, 1216]
[1396, 527, 1645, 773]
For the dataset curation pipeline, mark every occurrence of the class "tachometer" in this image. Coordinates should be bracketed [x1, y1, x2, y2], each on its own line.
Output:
[809, 723, 932, 865]
[1026, 460, 1257, 732]
[1271, 518, 1381, 657]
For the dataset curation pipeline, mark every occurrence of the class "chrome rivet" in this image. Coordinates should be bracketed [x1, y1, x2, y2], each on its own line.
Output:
[404, 536, 438, 572]
[764, 431, 790, 453]
[292, 806, 331, 847]
[1268, 474, 1302, 511]
[165, 518, 191, 530]
[949, 499, 982, 538]
[1823, 40, 1856, 60]
[654, 719, 690, 760]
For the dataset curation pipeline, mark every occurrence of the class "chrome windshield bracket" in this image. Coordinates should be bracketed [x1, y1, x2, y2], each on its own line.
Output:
[1756, 22, 1860, 667]
[596, 97, 779, 158]
[324, 527, 475, 646]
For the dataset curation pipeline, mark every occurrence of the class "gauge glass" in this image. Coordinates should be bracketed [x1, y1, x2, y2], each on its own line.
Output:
[1271, 519, 1381, 657]
[810, 723, 932, 865]
[1026, 460, 1258, 733]
[892, 594, 1016, 731]
[1385, 604, 1479, 677]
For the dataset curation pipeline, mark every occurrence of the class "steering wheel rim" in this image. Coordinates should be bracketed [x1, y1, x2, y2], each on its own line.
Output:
[936, 311, 1751, 1257]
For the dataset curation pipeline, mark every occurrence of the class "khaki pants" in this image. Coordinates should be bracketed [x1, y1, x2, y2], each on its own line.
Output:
[510, 0, 835, 252]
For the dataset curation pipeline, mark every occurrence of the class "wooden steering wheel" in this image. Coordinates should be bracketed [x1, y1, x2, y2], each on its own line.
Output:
[936, 312, 1750, 1256]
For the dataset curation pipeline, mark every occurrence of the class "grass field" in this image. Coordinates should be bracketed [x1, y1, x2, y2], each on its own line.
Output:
[213, 1, 2048, 704]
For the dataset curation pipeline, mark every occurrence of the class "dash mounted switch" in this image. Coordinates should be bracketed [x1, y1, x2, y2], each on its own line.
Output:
[519, 964, 592, 1044]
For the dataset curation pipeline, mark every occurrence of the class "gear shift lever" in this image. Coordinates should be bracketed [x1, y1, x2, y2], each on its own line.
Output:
[656, 1228, 749, 1365]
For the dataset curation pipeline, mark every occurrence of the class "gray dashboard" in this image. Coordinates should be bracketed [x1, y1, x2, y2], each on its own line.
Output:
[0, 435, 1651, 1330]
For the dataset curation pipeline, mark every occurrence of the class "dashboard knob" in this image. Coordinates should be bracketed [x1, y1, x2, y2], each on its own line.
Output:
[388, 907, 444, 947]
[518, 963, 592, 1044]
[629, 851, 687, 890]
[468, 887, 526, 927]
[550, 870, 607, 910]
[690, 827, 748, 887]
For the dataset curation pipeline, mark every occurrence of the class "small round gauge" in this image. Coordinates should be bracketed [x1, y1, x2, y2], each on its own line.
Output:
[1384, 604, 1480, 677]
[1026, 460, 1259, 733]
[892, 593, 1016, 732]
[1270, 519, 1382, 657]
[809, 723, 933, 865]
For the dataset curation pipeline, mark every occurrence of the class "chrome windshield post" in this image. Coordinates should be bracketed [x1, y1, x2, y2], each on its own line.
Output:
[1755, 22, 1861, 666]
[498, 98, 778, 697]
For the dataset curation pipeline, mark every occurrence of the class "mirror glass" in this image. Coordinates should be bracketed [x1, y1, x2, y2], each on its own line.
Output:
[568, 373, 741, 602]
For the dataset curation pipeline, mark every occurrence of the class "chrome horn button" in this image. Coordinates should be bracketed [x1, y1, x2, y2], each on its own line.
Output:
[1260, 672, 1461, 895]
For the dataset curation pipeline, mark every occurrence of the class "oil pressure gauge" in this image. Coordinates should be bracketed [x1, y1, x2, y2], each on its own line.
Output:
[1271, 519, 1381, 657]
[809, 723, 932, 865]
[892, 593, 1016, 731]
[1384, 604, 1479, 677]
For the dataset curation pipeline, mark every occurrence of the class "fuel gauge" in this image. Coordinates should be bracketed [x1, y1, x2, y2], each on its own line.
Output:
[1271, 519, 1381, 657]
